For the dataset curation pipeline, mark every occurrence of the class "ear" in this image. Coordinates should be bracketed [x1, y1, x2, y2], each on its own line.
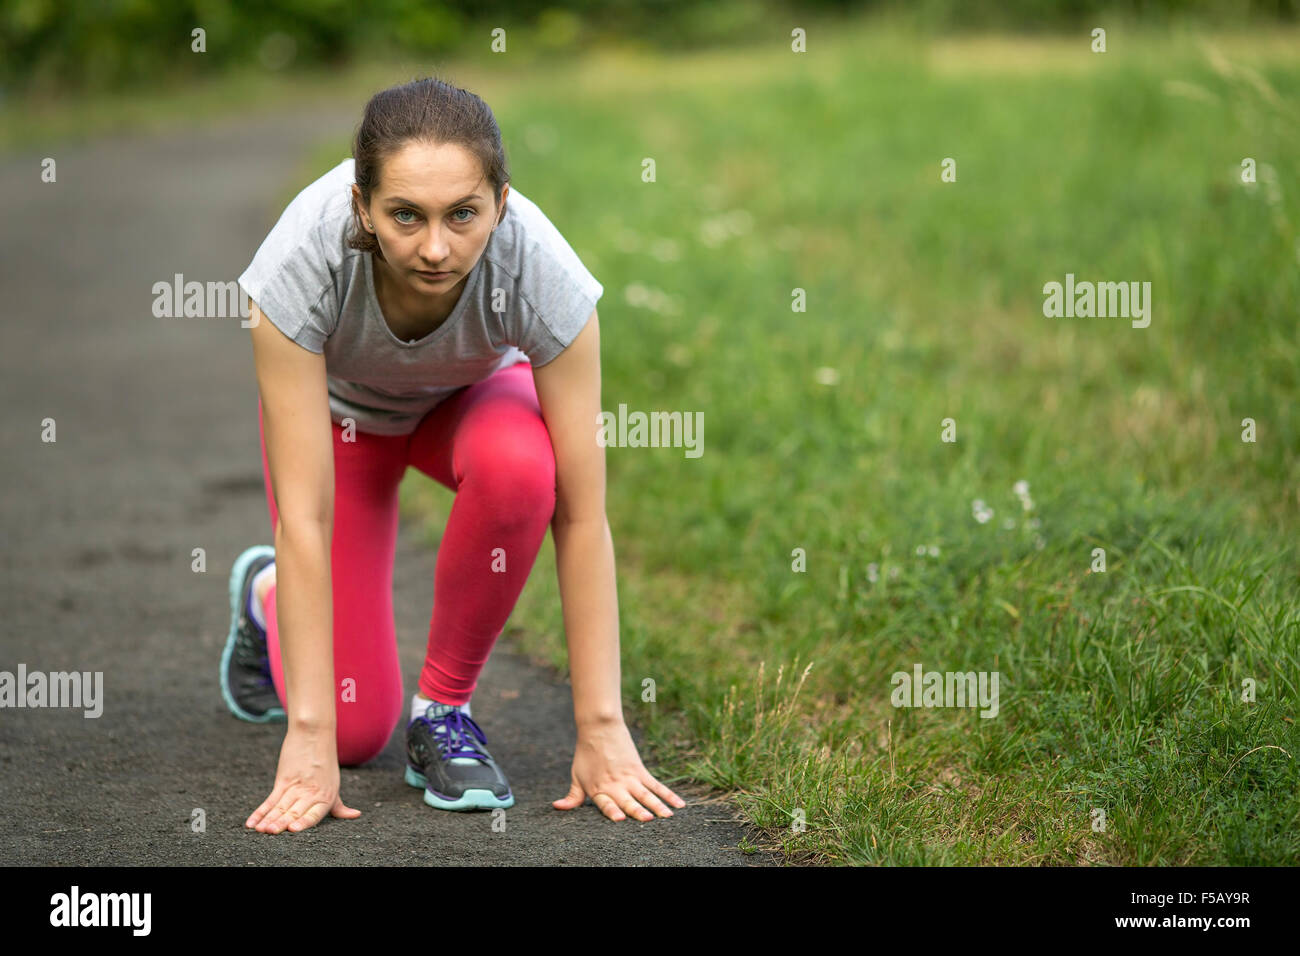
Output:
[351, 184, 374, 232]
[496, 184, 510, 226]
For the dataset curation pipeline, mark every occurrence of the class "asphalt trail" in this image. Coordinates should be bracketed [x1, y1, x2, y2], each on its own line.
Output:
[0, 106, 782, 865]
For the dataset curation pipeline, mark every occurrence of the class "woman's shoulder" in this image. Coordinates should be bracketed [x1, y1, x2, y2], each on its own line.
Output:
[485, 186, 602, 304]
[272, 159, 356, 258]
[237, 160, 357, 349]
[246, 161, 357, 291]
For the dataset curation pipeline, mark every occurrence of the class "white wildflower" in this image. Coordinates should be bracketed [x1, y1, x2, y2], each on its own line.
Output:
[648, 238, 681, 262]
[614, 228, 640, 253]
[698, 209, 754, 247]
[622, 281, 680, 315]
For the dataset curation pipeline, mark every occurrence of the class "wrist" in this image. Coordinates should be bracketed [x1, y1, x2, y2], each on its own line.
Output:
[576, 709, 623, 733]
[289, 714, 336, 735]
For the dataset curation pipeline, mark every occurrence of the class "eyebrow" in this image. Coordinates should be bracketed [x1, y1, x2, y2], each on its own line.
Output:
[383, 194, 484, 210]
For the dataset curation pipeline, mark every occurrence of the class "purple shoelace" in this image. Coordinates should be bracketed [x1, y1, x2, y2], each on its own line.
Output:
[416, 708, 491, 762]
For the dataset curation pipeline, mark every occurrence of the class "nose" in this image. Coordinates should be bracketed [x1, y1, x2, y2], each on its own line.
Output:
[418, 223, 450, 267]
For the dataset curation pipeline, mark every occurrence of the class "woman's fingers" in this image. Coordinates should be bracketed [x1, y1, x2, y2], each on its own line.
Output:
[280, 794, 324, 832]
[248, 790, 360, 833]
[643, 773, 687, 809]
[257, 789, 305, 833]
[256, 801, 293, 833]
[246, 784, 288, 829]
[629, 782, 674, 817]
[586, 777, 686, 821]
[288, 798, 334, 832]
[264, 793, 318, 833]
[590, 792, 627, 821]
[602, 786, 653, 822]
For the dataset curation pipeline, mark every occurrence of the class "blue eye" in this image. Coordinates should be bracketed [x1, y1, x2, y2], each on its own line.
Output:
[394, 208, 418, 224]
[451, 207, 475, 223]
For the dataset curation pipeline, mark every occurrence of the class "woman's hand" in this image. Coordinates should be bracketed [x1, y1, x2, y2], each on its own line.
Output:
[552, 719, 687, 821]
[245, 724, 362, 834]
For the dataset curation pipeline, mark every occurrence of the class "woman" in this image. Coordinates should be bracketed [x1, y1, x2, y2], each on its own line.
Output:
[223, 75, 685, 834]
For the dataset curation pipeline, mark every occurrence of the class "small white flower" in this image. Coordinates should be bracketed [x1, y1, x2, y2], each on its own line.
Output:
[1021, 496, 1035, 512]
[867, 562, 879, 583]
[648, 238, 681, 262]
[972, 499, 994, 524]
[726, 209, 754, 234]
[624, 281, 650, 306]
[814, 367, 840, 386]
[916, 545, 926, 556]
[1028, 517, 1041, 530]
[1002, 517, 1016, 530]
[699, 210, 752, 247]
[889, 566, 900, 579]
[1034, 535, 1046, 551]
[1013, 480, 1030, 497]
[927, 545, 939, 557]
[622, 281, 680, 315]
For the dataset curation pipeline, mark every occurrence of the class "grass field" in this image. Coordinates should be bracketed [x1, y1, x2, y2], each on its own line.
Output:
[14, 12, 1294, 864]
[463, 21, 1300, 865]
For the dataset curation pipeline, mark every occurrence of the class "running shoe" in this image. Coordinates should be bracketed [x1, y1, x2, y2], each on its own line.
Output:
[405, 703, 515, 810]
[220, 545, 285, 722]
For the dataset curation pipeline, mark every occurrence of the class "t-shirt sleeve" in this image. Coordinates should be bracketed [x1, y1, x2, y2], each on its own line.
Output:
[237, 202, 338, 354]
[514, 251, 603, 369]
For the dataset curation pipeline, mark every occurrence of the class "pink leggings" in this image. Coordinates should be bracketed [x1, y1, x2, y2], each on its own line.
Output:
[256, 360, 557, 766]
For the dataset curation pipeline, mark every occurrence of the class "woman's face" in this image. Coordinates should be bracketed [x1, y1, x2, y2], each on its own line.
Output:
[353, 140, 506, 299]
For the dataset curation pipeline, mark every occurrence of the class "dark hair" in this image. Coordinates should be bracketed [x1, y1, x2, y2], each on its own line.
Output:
[347, 74, 510, 256]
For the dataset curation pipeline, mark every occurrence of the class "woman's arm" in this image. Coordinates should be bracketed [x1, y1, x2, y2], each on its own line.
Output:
[249, 298, 338, 731]
[552, 516, 622, 730]
[245, 299, 359, 834]
[532, 310, 620, 728]
[531, 310, 686, 820]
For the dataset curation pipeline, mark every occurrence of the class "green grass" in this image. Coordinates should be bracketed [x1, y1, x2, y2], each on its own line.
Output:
[29, 12, 1293, 864]
[479, 21, 1300, 865]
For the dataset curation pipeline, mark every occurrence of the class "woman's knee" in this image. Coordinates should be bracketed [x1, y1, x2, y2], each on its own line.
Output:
[336, 711, 398, 767]
[463, 421, 557, 515]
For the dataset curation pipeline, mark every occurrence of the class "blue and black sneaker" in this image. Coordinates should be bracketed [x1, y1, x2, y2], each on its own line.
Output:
[220, 545, 285, 723]
[405, 703, 515, 810]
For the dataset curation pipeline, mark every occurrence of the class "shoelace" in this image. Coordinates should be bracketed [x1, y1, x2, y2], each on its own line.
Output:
[415, 708, 490, 762]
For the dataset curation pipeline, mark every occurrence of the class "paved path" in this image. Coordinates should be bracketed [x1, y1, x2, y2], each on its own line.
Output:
[0, 105, 781, 865]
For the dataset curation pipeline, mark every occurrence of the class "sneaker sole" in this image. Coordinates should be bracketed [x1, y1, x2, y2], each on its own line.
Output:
[220, 545, 285, 723]
[404, 765, 515, 810]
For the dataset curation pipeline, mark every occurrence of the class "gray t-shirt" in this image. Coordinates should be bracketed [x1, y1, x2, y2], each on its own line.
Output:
[237, 158, 603, 436]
